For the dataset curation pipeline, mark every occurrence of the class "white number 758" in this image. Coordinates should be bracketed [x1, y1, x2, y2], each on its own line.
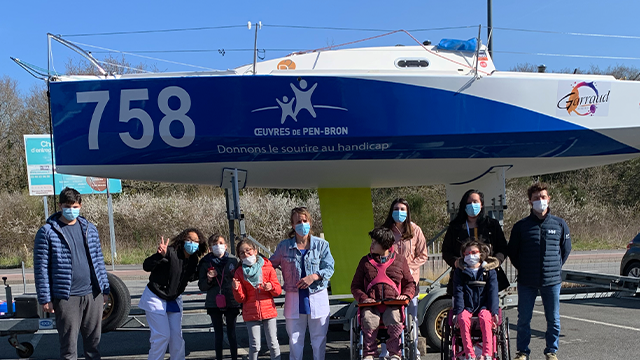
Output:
[76, 86, 195, 150]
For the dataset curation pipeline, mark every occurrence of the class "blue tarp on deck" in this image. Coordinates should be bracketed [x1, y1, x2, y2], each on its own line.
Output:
[437, 38, 478, 52]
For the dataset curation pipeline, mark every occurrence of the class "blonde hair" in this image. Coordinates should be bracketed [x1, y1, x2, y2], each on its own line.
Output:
[287, 207, 313, 238]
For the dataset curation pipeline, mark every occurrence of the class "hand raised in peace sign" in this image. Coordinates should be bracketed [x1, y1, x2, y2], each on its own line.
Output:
[157, 236, 169, 256]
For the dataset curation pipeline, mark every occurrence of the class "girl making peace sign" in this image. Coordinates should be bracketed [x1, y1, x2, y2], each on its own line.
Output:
[139, 228, 207, 360]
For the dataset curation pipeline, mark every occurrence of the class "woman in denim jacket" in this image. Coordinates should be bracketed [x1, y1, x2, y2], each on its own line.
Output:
[270, 207, 335, 360]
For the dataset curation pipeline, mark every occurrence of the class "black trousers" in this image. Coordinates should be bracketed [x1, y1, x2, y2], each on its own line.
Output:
[208, 307, 240, 360]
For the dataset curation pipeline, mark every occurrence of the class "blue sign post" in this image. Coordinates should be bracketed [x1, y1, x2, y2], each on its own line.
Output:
[24, 134, 122, 269]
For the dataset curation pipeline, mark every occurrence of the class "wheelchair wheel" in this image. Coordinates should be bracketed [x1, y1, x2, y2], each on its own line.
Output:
[500, 317, 511, 360]
[440, 320, 452, 360]
[405, 313, 417, 360]
[350, 316, 359, 360]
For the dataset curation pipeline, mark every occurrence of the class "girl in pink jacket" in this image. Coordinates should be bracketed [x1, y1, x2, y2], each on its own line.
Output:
[382, 197, 429, 357]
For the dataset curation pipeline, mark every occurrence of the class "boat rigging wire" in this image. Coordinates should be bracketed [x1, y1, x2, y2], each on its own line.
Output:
[89, 49, 298, 54]
[60, 25, 475, 37]
[61, 25, 246, 37]
[495, 50, 640, 61]
[291, 28, 491, 75]
[59, 23, 640, 42]
[493, 27, 640, 40]
[65, 40, 216, 71]
[94, 59, 151, 73]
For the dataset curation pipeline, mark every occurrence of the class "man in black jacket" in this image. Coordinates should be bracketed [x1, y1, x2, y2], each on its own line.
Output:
[508, 183, 571, 360]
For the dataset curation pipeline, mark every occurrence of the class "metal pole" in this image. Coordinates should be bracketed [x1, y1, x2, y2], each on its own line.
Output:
[487, 0, 493, 59]
[251, 21, 261, 75]
[21, 261, 26, 294]
[253, 25, 258, 75]
[225, 188, 236, 255]
[106, 180, 116, 271]
[43, 196, 49, 220]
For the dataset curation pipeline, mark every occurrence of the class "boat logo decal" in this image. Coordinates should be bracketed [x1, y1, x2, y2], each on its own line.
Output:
[277, 59, 296, 70]
[556, 81, 611, 117]
[251, 79, 348, 124]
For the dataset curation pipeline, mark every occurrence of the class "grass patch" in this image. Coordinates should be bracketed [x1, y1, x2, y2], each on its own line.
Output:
[0, 255, 23, 269]
[112, 247, 155, 265]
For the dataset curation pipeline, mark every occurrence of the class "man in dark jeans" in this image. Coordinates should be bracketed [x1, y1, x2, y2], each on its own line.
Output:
[508, 183, 571, 360]
[34, 187, 110, 360]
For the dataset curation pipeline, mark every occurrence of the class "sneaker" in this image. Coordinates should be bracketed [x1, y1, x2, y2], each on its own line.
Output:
[389, 356, 402, 360]
[481, 356, 493, 360]
[545, 353, 558, 360]
[363, 357, 374, 360]
[514, 352, 529, 360]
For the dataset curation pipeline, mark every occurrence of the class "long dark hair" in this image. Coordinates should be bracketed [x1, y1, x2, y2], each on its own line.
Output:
[169, 228, 208, 258]
[382, 198, 414, 240]
[450, 189, 486, 226]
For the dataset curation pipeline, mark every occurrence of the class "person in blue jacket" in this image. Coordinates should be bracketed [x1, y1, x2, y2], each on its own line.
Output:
[270, 206, 335, 360]
[452, 238, 500, 360]
[508, 183, 571, 360]
[33, 187, 110, 360]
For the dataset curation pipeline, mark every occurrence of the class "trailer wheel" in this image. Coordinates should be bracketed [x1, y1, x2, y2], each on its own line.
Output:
[16, 342, 34, 358]
[422, 298, 451, 351]
[102, 273, 131, 333]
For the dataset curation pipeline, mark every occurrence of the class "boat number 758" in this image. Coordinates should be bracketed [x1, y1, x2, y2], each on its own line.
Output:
[76, 86, 195, 150]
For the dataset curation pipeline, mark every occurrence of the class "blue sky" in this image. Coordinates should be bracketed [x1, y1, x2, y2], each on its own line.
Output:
[3, 0, 640, 92]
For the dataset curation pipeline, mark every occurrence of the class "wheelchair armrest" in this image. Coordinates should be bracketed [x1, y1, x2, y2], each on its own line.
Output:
[381, 299, 410, 306]
[357, 302, 382, 307]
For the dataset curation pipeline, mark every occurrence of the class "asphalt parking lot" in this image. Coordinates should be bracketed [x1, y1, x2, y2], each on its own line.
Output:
[1, 294, 639, 359]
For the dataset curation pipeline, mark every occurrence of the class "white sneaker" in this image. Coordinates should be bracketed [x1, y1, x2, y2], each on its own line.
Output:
[363, 357, 374, 360]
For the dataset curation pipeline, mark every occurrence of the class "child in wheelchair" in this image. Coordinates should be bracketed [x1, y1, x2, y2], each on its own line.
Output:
[452, 238, 500, 360]
[351, 227, 416, 360]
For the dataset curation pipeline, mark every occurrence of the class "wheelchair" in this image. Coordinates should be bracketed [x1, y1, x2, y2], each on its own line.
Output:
[349, 299, 419, 360]
[440, 309, 511, 360]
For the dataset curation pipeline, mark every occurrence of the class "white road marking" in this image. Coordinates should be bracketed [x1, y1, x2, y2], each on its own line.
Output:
[533, 310, 640, 331]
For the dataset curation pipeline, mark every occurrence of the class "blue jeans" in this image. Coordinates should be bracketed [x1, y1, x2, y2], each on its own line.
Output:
[516, 283, 561, 355]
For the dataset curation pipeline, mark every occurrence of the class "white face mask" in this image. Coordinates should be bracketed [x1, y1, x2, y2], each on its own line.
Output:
[464, 254, 481, 267]
[242, 255, 256, 266]
[532, 199, 548, 213]
[211, 244, 226, 256]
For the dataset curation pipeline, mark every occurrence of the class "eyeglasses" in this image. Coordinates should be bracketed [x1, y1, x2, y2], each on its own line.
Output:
[464, 250, 480, 256]
[238, 248, 254, 255]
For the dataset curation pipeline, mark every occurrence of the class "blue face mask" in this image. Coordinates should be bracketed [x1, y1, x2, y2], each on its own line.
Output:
[392, 210, 407, 223]
[184, 241, 199, 255]
[61, 208, 80, 221]
[465, 203, 482, 217]
[295, 222, 310, 237]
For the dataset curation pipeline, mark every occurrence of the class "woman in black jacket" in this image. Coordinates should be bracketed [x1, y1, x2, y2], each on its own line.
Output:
[139, 228, 207, 360]
[442, 189, 510, 293]
[198, 234, 241, 360]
